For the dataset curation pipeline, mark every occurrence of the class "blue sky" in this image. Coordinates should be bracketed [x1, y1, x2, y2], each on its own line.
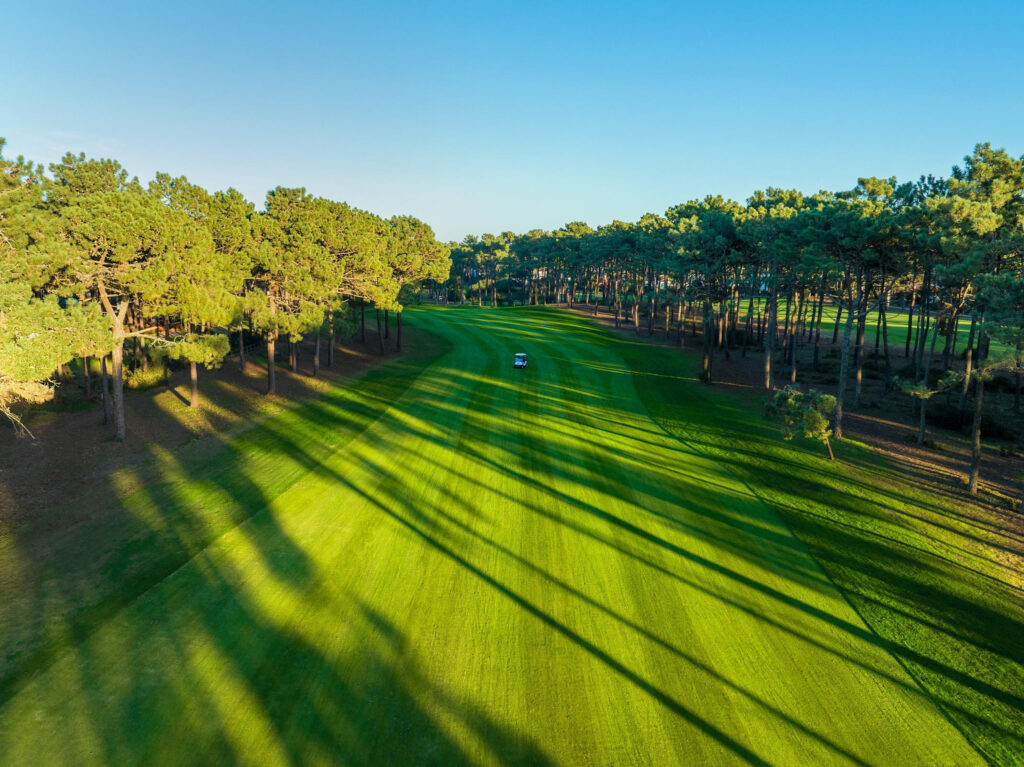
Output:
[3, 0, 1022, 241]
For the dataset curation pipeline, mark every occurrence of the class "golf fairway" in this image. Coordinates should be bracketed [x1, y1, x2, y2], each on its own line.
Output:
[0, 306, 985, 766]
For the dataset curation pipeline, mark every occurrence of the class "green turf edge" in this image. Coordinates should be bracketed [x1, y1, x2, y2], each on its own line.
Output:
[592, 311, 1022, 767]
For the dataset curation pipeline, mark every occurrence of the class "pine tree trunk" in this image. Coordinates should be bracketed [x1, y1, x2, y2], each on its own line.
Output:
[781, 291, 792, 359]
[702, 298, 713, 383]
[915, 269, 932, 375]
[239, 327, 246, 372]
[361, 300, 366, 343]
[328, 311, 335, 367]
[905, 275, 917, 358]
[111, 335, 127, 441]
[376, 309, 385, 354]
[314, 329, 321, 377]
[764, 265, 777, 391]
[267, 334, 277, 395]
[397, 311, 403, 351]
[789, 291, 800, 384]
[648, 268, 656, 335]
[189, 361, 199, 409]
[101, 356, 112, 425]
[969, 367, 985, 495]
[854, 308, 866, 408]
[834, 276, 857, 440]
[812, 285, 825, 371]
[613, 276, 621, 328]
[881, 288, 892, 388]
[83, 356, 92, 399]
[384, 309, 390, 339]
[960, 314, 978, 411]
[290, 341, 297, 372]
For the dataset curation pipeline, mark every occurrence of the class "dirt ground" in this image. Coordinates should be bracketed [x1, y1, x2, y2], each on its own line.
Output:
[570, 306, 1024, 521]
[0, 327, 400, 532]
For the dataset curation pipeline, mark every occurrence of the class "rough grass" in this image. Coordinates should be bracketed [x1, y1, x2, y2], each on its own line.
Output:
[616, 316, 1024, 766]
[0, 306, 1010, 765]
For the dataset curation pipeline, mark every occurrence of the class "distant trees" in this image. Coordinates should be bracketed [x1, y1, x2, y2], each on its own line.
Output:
[0, 141, 450, 437]
[444, 142, 1024, 497]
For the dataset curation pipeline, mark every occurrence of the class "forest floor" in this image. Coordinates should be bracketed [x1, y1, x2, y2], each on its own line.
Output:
[1, 306, 1019, 765]
[0, 326, 400, 532]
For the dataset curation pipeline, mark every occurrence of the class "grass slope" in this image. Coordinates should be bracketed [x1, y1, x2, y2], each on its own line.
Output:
[0, 306, 996, 765]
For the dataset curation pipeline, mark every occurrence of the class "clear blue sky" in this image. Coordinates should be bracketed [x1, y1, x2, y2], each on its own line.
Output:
[3, 0, 1022, 241]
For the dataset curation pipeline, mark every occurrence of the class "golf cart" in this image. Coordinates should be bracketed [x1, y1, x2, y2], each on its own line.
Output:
[514, 353, 528, 369]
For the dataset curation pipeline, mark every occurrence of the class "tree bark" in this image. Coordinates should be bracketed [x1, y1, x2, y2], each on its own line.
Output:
[854, 300, 867, 408]
[83, 356, 92, 399]
[266, 334, 277, 395]
[189, 361, 199, 409]
[701, 298, 713, 383]
[881, 295, 892, 388]
[111, 335, 126, 441]
[764, 261, 777, 391]
[238, 327, 246, 372]
[101, 356, 112, 425]
[314, 328, 321, 377]
[834, 275, 857, 440]
[376, 309, 385, 354]
[397, 311, 403, 351]
[789, 290, 800, 384]
[328, 311, 335, 367]
[905, 273, 917, 358]
[969, 366, 985, 495]
[812, 283, 825, 371]
[960, 313, 978, 412]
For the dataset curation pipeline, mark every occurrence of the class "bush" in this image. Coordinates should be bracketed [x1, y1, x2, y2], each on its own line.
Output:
[126, 359, 170, 390]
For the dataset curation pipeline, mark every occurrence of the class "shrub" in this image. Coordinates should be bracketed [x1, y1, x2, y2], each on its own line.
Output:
[765, 385, 837, 460]
[126, 358, 171, 390]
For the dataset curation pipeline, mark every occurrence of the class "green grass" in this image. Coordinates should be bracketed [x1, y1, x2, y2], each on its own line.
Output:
[719, 298, 1005, 358]
[0, 306, 1016, 765]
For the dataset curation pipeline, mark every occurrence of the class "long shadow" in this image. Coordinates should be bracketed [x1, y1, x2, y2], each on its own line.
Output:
[3, 306, 1018, 763]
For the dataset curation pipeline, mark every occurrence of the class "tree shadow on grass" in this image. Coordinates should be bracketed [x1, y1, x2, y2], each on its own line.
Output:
[1, 306, 1016, 764]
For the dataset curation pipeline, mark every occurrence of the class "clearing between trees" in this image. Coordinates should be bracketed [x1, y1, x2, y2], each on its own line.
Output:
[0, 306, 1019, 766]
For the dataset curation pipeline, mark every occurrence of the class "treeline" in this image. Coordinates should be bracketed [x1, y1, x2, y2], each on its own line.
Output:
[447, 143, 1024, 496]
[0, 140, 451, 439]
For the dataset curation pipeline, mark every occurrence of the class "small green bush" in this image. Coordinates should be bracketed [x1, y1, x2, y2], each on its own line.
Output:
[126, 360, 170, 390]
